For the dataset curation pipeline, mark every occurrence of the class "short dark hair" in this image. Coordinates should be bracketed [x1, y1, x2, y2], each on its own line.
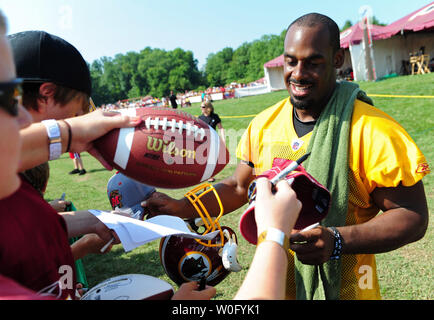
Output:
[286, 13, 341, 53]
[21, 162, 50, 197]
[22, 82, 89, 114]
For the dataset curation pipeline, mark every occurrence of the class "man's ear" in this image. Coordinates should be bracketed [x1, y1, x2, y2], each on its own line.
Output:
[37, 82, 57, 113]
[39, 82, 57, 99]
[334, 48, 345, 69]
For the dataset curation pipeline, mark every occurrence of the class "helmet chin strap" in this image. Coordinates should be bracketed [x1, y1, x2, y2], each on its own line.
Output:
[221, 229, 242, 272]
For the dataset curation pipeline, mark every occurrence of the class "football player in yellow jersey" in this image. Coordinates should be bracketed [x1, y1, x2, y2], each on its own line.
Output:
[144, 13, 429, 299]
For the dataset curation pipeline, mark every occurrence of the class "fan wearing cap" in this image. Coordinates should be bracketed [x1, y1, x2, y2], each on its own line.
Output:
[198, 101, 225, 183]
[8, 30, 92, 210]
[8, 30, 98, 261]
[0, 10, 145, 299]
[8, 30, 90, 179]
[8, 30, 91, 120]
[0, 16, 216, 300]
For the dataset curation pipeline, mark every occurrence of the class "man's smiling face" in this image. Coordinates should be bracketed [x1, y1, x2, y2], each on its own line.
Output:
[283, 24, 339, 113]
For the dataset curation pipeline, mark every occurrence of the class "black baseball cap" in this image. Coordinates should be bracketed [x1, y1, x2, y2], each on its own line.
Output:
[8, 31, 91, 96]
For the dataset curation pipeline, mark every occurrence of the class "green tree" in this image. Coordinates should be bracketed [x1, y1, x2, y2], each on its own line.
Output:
[341, 20, 353, 32]
[372, 16, 387, 26]
[227, 42, 251, 83]
[89, 26, 294, 104]
[205, 47, 233, 87]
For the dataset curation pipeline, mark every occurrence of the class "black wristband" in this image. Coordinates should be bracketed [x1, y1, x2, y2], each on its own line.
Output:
[329, 227, 343, 260]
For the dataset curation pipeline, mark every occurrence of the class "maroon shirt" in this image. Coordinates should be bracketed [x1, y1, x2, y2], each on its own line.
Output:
[0, 177, 76, 299]
[0, 275, 54, 300]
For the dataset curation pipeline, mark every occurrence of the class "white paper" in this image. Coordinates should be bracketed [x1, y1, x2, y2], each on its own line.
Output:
[89, 210, 219, 252]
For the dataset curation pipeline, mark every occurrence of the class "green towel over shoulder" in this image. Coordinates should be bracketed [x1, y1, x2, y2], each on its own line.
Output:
[294, 81, 373, 300]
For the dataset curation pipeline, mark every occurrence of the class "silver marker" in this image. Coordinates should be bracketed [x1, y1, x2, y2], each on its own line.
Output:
[100, 237, 115, 253]
[300, 222, 320, 233]
[270, 153, 311, 185]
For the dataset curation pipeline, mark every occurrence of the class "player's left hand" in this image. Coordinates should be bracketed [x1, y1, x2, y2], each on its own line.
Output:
[289, 226, 335, 265]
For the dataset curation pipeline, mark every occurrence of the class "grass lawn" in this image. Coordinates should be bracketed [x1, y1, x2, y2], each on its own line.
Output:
[45, 73, 434, 300]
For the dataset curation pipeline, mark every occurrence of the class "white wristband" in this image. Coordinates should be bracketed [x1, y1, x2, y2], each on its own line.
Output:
[257, 227, 289, 257]
[264, 227, 286, 246]
[41, 120, 62, 160]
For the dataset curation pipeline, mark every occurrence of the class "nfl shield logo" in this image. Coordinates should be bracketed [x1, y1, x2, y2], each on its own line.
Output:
[291, 139, 304, 151]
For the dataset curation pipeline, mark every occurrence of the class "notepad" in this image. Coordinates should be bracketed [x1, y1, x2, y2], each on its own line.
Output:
[89, 210, 219, 252]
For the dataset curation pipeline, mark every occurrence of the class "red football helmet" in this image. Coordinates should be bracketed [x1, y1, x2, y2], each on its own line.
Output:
[159, 183, 242, 287]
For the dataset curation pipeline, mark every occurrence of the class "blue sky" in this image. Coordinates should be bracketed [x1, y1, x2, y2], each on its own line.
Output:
[0, 0, 431, 68]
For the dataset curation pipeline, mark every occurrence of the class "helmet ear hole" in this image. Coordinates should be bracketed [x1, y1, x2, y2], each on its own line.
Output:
[196, 225, 206, 235]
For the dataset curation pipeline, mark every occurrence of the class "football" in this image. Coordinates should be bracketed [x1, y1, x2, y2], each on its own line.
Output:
[94, 107, 229, 188]
[80, 274, 174, 300]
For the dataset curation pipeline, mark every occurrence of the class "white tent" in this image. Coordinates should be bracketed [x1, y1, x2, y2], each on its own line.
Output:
[264, 2, 434, 83]
[263, 54, 285, 92]
[341, 2, 434, 80]
[346, 32, 433, 81]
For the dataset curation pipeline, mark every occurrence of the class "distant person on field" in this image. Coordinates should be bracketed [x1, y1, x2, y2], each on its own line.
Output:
[185, 97, 191, 107]
[199, 101, 225, 141]
[169, 90, 178, 109]
[199, 101, 225, 182]
[69, 152, 86, 175]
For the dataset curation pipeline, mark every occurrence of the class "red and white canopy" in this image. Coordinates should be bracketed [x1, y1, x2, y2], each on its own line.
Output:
[378, 1, 434, 39]
[264, 54, 284, 68]
[340, 23, 388, 48]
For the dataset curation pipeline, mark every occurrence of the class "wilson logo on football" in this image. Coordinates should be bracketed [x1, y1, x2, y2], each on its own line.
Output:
[146, 136, 196, 161]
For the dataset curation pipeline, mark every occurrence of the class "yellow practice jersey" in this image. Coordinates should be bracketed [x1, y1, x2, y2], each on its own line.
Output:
[236, 97, 430, 300]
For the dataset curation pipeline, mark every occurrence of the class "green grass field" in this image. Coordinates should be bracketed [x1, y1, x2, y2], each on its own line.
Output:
[45, 73, 434, 300]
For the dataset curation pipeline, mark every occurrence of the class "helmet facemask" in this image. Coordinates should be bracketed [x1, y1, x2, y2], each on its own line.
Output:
[184, 182, 226, 248]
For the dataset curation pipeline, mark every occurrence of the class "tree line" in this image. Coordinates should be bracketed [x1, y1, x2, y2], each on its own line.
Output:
[89, 29, 287, 106]
[90, 17, 386, 106]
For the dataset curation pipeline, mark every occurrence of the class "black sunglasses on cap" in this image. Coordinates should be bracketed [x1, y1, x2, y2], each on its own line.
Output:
[0, 79, 23, 116]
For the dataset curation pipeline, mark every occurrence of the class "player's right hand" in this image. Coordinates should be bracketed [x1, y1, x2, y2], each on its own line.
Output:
[141, 192, 191, 219]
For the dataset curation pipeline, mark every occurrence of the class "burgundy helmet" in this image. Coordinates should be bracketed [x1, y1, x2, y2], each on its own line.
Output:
[159, 182, 242, 286]
[160, 226, 240, 286]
